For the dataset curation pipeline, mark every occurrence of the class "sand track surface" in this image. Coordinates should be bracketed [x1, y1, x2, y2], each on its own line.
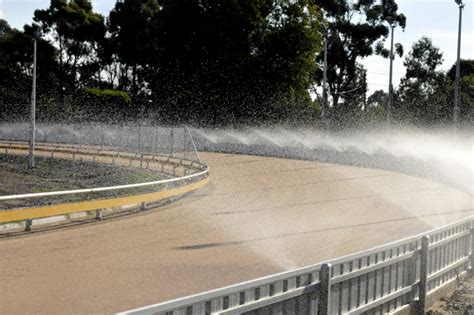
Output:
[1, 152, 473, 314]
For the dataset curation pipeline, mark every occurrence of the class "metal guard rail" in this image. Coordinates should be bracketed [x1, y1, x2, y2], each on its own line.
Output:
[119, 216, 474, 315]
[0, 142, 209, 228]
[0, 141, 205, 170]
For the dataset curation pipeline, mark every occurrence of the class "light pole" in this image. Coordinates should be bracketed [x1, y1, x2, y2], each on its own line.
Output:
[321, 28, 329, 125]
[28, 36, 37, 169]
[387, 23, 395, 125]
[453, 0, 464, 127]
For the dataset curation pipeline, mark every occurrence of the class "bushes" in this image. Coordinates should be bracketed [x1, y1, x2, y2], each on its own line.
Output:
[79, 88, 133, 123]
[85, 88, 131, 103]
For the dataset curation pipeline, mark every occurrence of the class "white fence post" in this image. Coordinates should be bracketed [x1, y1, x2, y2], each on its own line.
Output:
[470, 222, 474, 275]
[405, 242, 417, 306]
[418, 235, 429, 313]
[319, 263, 331, 315]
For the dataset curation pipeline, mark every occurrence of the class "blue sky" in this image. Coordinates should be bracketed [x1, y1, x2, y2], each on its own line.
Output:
[1, 0, 472, 94]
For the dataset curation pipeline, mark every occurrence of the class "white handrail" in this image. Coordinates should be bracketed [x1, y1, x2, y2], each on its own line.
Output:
[0, 167, 208, 202]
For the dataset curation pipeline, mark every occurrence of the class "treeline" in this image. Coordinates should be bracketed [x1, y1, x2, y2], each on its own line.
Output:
[0, 0, 472, 127]
[366, 40, 473, 127]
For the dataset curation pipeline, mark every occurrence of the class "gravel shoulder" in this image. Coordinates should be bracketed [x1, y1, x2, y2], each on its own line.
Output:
[428, 276, 474, 315]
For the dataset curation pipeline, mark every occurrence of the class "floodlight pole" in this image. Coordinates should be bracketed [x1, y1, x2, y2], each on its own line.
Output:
[387, 23, 395, 126]
[321, 28, 328, 124]
[28, 38, 37, 169]
[453, 0, 464, 127]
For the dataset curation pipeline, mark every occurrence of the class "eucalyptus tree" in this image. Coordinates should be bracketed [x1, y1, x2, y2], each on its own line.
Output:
[0, 20, 30, 120]
[314, 0, 406, 123]
[397, 37, 447, 125]
[150, 0, 323, 125]
[446, 59, 473, 124]
[33, 0, 106, 91]
[367, 89, 388, 109]
[107, 0, 161, 96]
[0, 20, 58, 121]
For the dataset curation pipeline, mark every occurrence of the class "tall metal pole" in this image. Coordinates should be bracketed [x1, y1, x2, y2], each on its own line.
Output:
[453, 1, 464, 127]
[387, 24, 395, 125]
[363, 70, 367, 114]
[28, 38, 37, 169]
[321, 29, 328, 124]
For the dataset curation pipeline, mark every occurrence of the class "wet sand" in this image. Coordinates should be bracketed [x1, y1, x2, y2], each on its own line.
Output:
[1, 152, 472, 314]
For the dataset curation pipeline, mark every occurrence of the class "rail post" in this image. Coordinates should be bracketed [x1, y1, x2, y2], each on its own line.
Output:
[25, 219, 33, 232]
[153, 127, 158, 154]
[183, 127, 187, 159]
[170, 128, 174, 157]
[119, 123, 123, 148]
[138, 124, 142, 149]
[100, 125, 104, 149]
[319, 263, 331, 315]
[418, 236, 429, 313]
[95, 210, 102, 220]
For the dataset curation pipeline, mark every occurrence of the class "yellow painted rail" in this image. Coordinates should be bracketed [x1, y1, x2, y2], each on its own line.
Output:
[0, 176, 209, 224]
[0, 141, 210, 227]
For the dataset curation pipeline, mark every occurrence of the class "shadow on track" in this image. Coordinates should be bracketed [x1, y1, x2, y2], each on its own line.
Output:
[175, 208, 474, 251]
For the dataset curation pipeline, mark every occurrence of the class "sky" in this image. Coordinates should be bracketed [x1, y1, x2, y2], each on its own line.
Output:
[0, 0, 473, 95]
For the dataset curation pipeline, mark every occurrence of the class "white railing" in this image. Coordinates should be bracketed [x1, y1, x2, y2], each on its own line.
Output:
[0, 142, 209, 231]
[0, 168, 208, 202]
[119, 216, 474, 315]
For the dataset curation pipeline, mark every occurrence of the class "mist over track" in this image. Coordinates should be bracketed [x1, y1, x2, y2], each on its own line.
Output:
[0, 123, 472, 314]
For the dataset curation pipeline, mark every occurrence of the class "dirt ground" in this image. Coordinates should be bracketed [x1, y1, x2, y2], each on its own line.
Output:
[428, 276, 474, 315]
[0, 152, 473, 314]
[0, 154, 164, 209]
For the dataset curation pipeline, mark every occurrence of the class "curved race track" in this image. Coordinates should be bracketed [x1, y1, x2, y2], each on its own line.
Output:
[1, 152, 473, 314]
